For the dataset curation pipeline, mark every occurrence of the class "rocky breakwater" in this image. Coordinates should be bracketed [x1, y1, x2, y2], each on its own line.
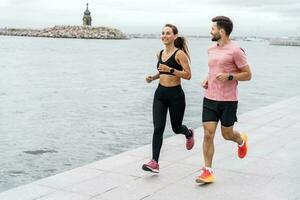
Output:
[0, 25, 128, 39]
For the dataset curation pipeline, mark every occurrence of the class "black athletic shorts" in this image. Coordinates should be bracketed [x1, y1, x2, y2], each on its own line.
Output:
[202, 97, 238, 127]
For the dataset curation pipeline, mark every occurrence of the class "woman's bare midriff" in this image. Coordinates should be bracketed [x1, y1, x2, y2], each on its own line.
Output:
[159, 74, 181, 87]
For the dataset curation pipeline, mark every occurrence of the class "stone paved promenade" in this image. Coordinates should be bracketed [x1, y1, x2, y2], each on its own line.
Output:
[0, 96, 299, 200]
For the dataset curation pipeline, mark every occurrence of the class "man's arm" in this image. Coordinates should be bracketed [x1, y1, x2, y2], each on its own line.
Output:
[232, 65, 252, 81]
[216, 65, 252, 82]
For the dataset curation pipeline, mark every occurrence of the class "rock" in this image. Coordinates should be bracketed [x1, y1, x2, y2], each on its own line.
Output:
[0, 25, 129, 40]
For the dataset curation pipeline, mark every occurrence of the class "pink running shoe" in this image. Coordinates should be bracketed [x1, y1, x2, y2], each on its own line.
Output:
[186, 129, 195, 150]
[142, 159, 159, 173]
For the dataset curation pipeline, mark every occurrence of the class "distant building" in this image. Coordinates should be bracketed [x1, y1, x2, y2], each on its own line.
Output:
[83, 3, 92, 26]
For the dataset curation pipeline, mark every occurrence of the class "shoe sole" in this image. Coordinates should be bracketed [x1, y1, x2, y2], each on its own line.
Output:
[142, 165, 159, 173]
[195, 177, 214, 184]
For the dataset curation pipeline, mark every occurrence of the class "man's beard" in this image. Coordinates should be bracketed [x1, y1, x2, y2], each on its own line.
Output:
[211, 33, 221, 41]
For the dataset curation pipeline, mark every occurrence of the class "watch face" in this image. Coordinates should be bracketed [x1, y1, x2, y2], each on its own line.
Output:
[228, 75, 233, 80]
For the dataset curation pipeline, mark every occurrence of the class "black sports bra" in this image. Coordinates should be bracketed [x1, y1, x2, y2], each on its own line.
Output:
[157, 49, 183, 76]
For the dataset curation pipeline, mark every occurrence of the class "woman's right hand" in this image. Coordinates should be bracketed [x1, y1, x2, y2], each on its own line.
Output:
[202, 79, 208, 89]
[146, 76, 153, 83]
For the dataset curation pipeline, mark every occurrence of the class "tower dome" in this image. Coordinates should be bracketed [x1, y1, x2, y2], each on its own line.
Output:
[83, 3, 92, 26]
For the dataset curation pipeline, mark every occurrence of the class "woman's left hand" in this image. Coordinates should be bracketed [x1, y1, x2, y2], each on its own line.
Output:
[158, 64, 170, 72]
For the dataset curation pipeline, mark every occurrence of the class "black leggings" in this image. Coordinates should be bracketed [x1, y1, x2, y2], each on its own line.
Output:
[152, 84, 191, 162]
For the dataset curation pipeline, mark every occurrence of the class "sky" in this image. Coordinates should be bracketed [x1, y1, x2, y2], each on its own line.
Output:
[0, 0, 300, 37]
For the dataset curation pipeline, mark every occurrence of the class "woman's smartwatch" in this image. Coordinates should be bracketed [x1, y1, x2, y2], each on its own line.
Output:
[228, 74, 233, 80]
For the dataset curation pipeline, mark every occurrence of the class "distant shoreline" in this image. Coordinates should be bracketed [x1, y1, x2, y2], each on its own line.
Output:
[128, 34, 270, 42]
[0, 25, 129, 40]
[269, 38, 300, 46]
[128, 33, 211, 39]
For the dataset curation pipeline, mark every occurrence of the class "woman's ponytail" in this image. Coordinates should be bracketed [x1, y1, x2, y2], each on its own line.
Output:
[174, 36, 190, 61]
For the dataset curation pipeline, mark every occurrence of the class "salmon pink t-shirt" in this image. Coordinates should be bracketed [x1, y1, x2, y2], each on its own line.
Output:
[204, 41, 248, 101]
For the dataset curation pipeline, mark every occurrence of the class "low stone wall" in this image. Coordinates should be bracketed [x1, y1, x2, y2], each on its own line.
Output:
[0, 25, 128, 40]
[270, 38, 300, 46]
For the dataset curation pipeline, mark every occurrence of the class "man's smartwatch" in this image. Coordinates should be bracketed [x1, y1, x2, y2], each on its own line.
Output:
[170, 68, 175, 74]
[228, 74, 233, 81]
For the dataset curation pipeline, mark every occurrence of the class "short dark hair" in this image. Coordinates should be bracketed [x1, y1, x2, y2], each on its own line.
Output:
[212, 16, 233, 36]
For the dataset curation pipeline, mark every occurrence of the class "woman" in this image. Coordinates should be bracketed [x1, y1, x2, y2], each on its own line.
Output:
[142, 24, 194, 173]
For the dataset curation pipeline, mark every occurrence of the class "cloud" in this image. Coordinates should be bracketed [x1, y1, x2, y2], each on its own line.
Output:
[207, 0, 299, 7]
[0, 0, 299, 36]
[205, 0, 300, 18]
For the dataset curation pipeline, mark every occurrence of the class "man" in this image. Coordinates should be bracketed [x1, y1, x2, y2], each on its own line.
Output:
[196, 16, 252, 183]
